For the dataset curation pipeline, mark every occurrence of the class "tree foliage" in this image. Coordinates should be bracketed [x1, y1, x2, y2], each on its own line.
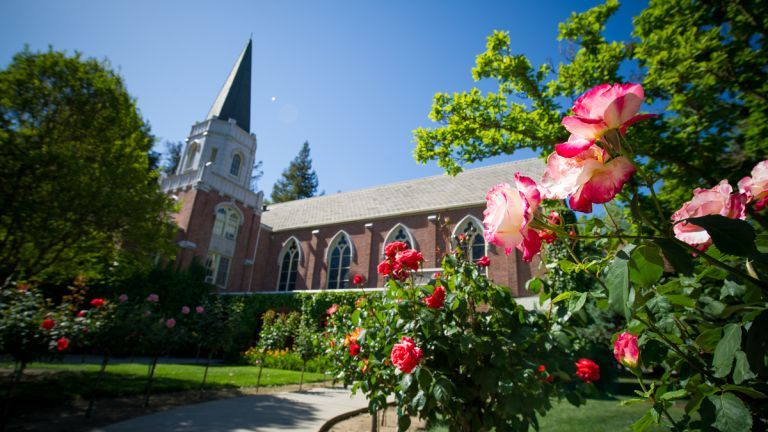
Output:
[162, 140, 183, 175]
[270, 141, 320, 203]
[0, 48, 176, 284]
[413, 0, 767, 209]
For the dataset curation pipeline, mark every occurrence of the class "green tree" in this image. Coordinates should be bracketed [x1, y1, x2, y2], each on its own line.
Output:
[413, 0, 767, 212]
[162, 140, 183, 175]
[270, 141, 320, 203]
[0, 48, 176, 284]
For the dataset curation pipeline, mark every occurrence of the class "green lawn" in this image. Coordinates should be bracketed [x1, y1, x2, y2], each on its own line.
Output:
[428, 397, 684, 431]
[0, 361, 327, 405]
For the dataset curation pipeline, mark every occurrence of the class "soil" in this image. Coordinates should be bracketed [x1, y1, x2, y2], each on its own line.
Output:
[2, 369, 332, 432]
[327, 408, 428, 432]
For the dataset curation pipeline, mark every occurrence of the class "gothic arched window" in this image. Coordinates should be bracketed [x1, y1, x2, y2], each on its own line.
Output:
[230, 153, 242, 177]
[453, 215, 486, 262]
[213, 205, 240, 240]
[327, 232, 352, 289]
[383, 223, 415, 254]
[277, 238, 300, 291]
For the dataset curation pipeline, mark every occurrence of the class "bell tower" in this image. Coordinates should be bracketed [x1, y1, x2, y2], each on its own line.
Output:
[161, 38, 263, 292]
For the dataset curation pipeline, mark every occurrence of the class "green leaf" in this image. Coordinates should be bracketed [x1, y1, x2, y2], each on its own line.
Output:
[721, 384, 767, 399]
[695, 328, 722, 353]
[350, 309, 361, 325]
[732, 351, 757, 385]
[526, 277, 544, 293]
[665, 294, 695, 308]
[713, 324, 742, 378]
[659, 389, 688, 400]
[552, 291, 573, 304]
[400, 373, 413, 391]
[620, 398, 648, 406]
[432, 379, 451, 403]
[685, 215, 760, 258]
[630, 410, 655, 432]
[745, 309, 768, 377]
[709, 393, 752, 432]
[629, 245, 664, 288]
[654, 238, 694, 275]
[398, 414, 411, 431]
[720, 281, 746, 300]
[411, 390, 427, 411]
[568, 292, 588, 314]
[558, 259, 578, 273]
[606, 250, 631, 320]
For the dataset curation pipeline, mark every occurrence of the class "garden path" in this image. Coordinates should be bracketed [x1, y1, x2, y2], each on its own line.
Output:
[91, 387, 368, 432]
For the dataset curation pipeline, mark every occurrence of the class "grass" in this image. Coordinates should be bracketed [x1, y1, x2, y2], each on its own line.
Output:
[427, 397, 685, 431]
[0, 360, 327, 405]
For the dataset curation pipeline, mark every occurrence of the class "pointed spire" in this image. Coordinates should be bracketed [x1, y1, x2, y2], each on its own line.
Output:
[207, 38, 252, 132]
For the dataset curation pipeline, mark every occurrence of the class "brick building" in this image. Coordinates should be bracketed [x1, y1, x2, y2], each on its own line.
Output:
[160, 39, 544, 296]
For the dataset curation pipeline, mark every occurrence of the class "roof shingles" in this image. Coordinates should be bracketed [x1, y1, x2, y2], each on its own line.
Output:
[261, 158, 545, 231]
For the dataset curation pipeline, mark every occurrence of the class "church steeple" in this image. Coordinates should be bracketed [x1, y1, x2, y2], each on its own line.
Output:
[207, 38, 252, 132]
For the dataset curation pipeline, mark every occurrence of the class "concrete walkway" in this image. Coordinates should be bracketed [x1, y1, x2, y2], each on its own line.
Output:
[92, 387, 368, 432]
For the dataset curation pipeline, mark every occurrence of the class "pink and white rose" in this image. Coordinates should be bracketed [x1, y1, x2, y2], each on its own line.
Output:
[556, 83, 655, 157]
[671, 180, 747, 250]
[738, 160, 768, 211]
[483, 173, 542, 261]
[541, 145, 636, 213]
[613, 332, 639, 369]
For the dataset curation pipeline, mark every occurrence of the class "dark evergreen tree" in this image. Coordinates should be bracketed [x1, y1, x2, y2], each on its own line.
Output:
[162, 141, 183, 175]
[270, 141, 320, 203]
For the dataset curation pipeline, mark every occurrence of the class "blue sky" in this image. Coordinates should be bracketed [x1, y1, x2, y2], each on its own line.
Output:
[0, 0, 646, 197]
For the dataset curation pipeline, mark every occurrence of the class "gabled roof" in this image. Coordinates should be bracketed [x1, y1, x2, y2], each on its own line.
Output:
[261, 158, 546, 231]
[207, 39, 252, 132]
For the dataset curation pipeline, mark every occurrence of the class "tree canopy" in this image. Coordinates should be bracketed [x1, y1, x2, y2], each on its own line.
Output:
[413, 0, 767, 211]
[0, 48, 176, 284]
[270, 141, 320, 203]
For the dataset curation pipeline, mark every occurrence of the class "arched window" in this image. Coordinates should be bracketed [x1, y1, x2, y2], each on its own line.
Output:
[383, 223, 415, 254]
[184, 142, 200, 171]
[277, 238, 300, 292]
[212, 205, 240, 240]
[327, 232, 352, 289]
[453, 215, 486, 262]
[204, 253, 230, 288]
[230, 154, 242, 177]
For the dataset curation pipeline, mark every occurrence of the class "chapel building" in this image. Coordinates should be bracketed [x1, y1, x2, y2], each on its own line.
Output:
[160, 39, 544, 296]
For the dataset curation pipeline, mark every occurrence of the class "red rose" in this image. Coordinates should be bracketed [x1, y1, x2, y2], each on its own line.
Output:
[90, 298, 105, 308]
[390, 263, 409, 282]
[352, 274, 364, 286]
[77, 310, 87, 318]
[475, 256, 491, 267]
[538, 364, 547, 373]
[395, 249, 423, 271]
[390, 336, 423, 374]
[56, 337, 70, 351]
[575, 358, 600, 383]
[41, 319, 55, 330]
[423, 286, 446, 309]
[349, 343, 361, 356]
[384, 241, 409, 259]
[377, 260, 392, 276]
[539, 230, 557, 244]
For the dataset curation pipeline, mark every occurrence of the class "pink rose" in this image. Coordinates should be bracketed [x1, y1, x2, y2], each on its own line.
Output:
[118, 294, 129, 303]
[738, 160, 768, 211]
[575, 358, 600, 383]
[181, 306, 190, 314]
[165, 318, 176, 329]
[423, 285, 446, 309]
[384, 241, 409, 259]
[195, 306, 204, 314]
[541, 145, 636, 213]
[146, 294, 159, 302]
[613, 332, 639, 369]
[483, 173, 542, 261]
[327, 303, 339, 315]
[556, 83, 656, 157]
[671, 180, 747, 250]
[395, 249, 423, 271]
[475, 256, 491, 267]
[390, 336, 423, 374]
